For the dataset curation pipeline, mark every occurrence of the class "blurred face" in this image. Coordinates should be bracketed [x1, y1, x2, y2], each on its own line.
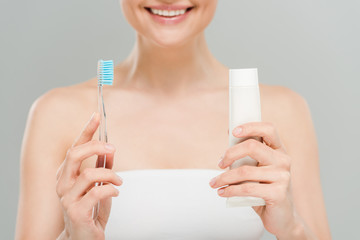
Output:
[120, 0, 218, 48]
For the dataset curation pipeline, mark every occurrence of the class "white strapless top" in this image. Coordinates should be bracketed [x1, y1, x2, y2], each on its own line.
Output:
[105, 169, 264, 239]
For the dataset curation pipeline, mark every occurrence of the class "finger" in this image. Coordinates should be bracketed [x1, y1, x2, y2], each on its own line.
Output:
[63, 168, 122, 206]
[219, 139, 277, 168]
[57, 113, 100, 182]
[95, 153, 115, 170]
[209, 165, 288, 188]
[72, 112, 100, 147]
[57, 141, 115, 195]
[232, 122, 283, 150]
[66, 140, 115, 174]
[217, 181, 275, 202]
[97, 194, 112, 228]
[79, 184, 119, 215]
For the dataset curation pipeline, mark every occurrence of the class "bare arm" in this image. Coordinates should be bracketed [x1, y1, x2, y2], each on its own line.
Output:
[15, 88, 121, 240]
[15, 90, 69, 239]
[276, 88, 331, 239]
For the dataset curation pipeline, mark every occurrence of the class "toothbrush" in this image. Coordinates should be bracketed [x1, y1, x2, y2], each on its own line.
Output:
[92, 59, 114, 220]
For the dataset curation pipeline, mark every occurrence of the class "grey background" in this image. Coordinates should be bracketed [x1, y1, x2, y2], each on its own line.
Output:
[1, 0, 359, 239]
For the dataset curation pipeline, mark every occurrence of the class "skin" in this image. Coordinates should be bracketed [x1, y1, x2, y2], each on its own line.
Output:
[15, 0, 331, 239]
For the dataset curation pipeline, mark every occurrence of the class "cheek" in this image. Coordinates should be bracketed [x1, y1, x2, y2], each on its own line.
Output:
[192, 0, 218, 31]
[120, 0, 144, 30]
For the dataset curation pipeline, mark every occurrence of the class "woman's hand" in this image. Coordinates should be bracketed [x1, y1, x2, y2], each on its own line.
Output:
[209, 122, 310, 239]
[55, 113, 123, 240]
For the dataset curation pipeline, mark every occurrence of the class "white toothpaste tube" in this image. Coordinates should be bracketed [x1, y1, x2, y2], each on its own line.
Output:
[227, 68, 266, 207]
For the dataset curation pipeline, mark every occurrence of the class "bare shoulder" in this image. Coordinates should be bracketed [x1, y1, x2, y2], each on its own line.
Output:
[260, 83, 309, 112]
[31, 80, 95, 114]
[260, 84, 311, 122]
[259, 84, 316, 149]
[27, 80, 96, 148]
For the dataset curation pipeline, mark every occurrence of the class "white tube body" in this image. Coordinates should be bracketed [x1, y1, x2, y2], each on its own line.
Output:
[227, 68, 266, 207]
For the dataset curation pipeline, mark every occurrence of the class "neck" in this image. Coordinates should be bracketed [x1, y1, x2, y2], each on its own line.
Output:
[119, 32, 227, 95]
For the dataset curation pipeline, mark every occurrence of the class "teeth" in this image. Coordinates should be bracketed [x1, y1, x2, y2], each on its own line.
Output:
[150, 8, 188, 17]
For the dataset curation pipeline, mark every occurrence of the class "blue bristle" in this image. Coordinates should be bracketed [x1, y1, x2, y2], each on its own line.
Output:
[97, 59, 114, 85]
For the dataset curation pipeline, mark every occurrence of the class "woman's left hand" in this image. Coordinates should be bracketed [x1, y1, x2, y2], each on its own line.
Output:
[209, 122, 303, 239]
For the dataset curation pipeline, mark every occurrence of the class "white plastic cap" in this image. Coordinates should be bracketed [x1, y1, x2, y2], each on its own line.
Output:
[229, 68, 258, 87]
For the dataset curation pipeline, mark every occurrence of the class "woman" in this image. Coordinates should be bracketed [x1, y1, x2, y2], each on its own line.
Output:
[15, 0, 331, 239]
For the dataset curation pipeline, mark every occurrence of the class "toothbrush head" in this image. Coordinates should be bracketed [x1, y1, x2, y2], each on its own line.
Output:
[97, 59, 114, 85]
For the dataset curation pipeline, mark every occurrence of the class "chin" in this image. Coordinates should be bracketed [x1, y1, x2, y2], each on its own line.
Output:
[121, 0, 217, 48]
[144, 29, 198, 49]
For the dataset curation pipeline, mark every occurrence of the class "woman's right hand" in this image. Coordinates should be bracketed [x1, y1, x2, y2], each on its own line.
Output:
[55, 112, 123, 240]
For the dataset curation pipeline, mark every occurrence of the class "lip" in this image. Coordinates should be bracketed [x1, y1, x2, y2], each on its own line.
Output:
[144, 5, 193, 10]
[144, 5, 194, 25]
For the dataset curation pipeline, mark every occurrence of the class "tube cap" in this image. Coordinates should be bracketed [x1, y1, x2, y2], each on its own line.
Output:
[229, 68, 258, 87]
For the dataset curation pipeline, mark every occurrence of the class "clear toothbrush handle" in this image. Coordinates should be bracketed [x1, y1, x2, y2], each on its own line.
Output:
[92, 84, 108, 220]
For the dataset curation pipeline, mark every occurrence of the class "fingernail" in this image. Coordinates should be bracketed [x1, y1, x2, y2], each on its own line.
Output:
[218, 188, 225, 195]
[115, 189, 120, 196]
[105, 143, 115, 152]
[90, 112, 96, 121]
[218, 155, 224, 168]
[117, 175, 123, 182]
[233, 127, 242, 136]
[209, 177, 217, 187]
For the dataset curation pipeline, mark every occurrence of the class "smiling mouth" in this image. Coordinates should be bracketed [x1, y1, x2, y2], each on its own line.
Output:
[144, 7, 194, 18]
